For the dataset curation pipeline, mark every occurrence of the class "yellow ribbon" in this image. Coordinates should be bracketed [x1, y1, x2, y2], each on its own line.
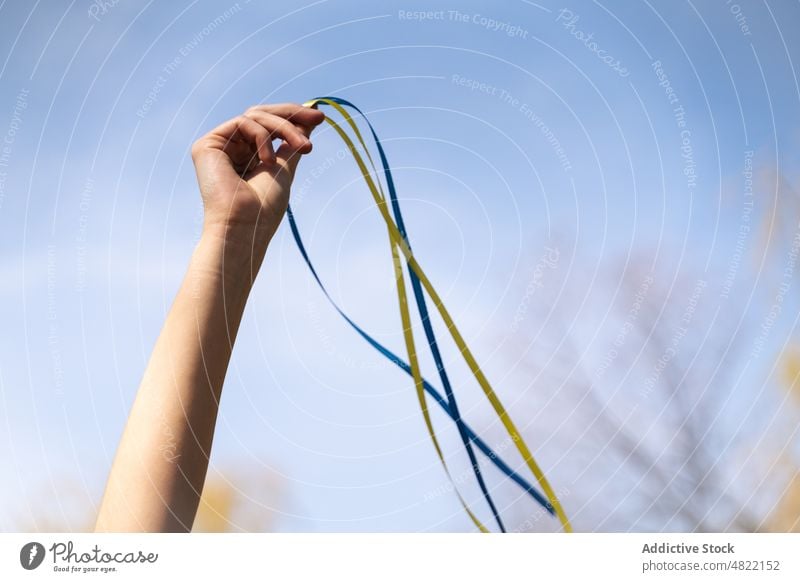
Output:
[303, 98, 572, 533]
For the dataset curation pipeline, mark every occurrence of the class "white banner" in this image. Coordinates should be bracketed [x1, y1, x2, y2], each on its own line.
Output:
[1, 533, 797, 581]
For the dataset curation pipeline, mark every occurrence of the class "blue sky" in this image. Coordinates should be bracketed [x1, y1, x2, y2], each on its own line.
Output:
[1, 0, 799, 532]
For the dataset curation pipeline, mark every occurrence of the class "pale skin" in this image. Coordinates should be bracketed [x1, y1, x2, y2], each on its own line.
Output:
[94, 103, 326, 532]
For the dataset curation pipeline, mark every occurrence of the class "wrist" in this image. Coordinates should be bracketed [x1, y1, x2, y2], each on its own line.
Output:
[201, 220, 272, 254]
[194, 224, 270, 289]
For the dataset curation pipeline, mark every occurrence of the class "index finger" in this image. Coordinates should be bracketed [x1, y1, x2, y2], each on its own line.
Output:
[245, 103, 325, 127]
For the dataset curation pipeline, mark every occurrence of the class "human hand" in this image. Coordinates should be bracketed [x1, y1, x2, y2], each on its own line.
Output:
[190, 103, 325, 248]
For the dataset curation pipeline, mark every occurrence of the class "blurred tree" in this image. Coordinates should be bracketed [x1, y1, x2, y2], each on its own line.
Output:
[491, 164, 800, 532]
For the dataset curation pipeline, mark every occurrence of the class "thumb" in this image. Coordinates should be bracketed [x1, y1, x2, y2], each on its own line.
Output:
[274, 121, 318, 178]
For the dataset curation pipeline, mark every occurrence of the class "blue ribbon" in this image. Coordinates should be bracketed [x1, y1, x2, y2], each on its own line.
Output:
[316, 97, 507, 531]
[286, 97, 555, 526]
[286, 209, 553, 516]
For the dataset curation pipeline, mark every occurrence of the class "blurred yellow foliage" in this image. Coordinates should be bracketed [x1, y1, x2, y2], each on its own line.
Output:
[768, 471, 800, 532]
[780, 344, 800, 402]
[16, 464, 283, 533]
[191, 466, 284, 532]
[767, 347, 800, 531]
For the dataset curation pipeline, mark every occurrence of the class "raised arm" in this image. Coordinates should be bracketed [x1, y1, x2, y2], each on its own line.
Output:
[95, 103, 325, 532]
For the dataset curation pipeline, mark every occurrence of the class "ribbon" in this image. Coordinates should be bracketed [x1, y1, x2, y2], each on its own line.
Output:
[287, 97, 571, 532]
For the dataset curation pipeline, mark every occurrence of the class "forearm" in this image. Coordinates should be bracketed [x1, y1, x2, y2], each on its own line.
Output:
[95, 226, 268, 532]
[95, 102, 322, 532]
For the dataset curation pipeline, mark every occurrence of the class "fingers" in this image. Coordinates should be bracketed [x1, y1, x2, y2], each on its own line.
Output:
[244, 104, 326, 181]
[244, 103, 325, 154]
[192, 103, 325, 178]
[196, 115, 275, 166]
[245, 103, 325, 128]
[243, 109, 313, 154]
